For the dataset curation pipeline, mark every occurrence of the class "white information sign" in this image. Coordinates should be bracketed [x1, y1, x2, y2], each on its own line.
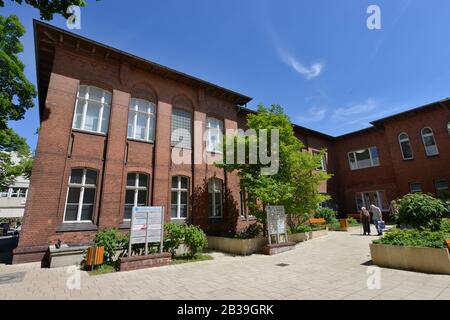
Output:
[267, 206, 288, 244]
[128, 206, 164, 256]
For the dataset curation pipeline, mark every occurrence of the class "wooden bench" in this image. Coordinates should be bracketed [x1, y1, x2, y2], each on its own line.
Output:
[309, 218, 326, 224]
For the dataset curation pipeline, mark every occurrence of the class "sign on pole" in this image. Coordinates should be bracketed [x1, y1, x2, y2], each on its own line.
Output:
[267, 205, 288, 245]
[128, 206, 165, 257]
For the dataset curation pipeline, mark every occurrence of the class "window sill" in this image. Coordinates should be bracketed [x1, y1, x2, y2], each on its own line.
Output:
[349, 164, 380, 171]
[56, 222, 98, 232]
[127, 138, 154, 145]
[119, 221, 131, 229]
[72, 128, 107, 137]
[425, 153, 440, 158]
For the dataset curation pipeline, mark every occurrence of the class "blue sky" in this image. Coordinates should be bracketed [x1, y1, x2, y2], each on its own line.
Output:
[4, 0, 450, 150]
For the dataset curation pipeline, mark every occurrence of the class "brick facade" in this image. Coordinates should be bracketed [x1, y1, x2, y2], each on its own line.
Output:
[13, 21, 449, 264]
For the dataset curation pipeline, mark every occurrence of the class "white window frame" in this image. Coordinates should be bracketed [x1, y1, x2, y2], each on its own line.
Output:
[127, 98, 156, 142]
[72, 85, 111, 134]
[348, 146, 380, 170]
[421, 127, 439, 156]
[63, 168, 97, 223]
[124, 173, 149, 221]
[239, 190, 246, 218]
[171, 176, 189, 220]
[208, 178, 223, 218]
[206, 117, 224, 153]
[447, 121, 450, 137]
[398, 133, 414, 160]
[409, 182, 422, 193]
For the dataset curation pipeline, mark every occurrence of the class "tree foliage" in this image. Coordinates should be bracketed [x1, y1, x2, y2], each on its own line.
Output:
[0, 0, 94, 20]
[217, 104, 331, 227]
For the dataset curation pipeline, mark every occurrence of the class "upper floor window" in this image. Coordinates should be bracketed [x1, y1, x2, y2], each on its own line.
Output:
[348, 146, 379, 170]
[409, 182, 422, 193]
[127, 98, 156, 142]
[206, 117, 223, 153]
[421, 127, 439, 156]
[171, 176, 189, 220]
[208, 178, 223, 218]
[64, 168, 97, 222]
[73, 85, 112, 134]
[398, 133, 413, 160]
[447, 121, 450, 136]
[171, 109, 192, 149]
[124, 173, 149, 220]
[313, 150, 327, 171]
[0, 187, 28, 199]
[435, 180, 449, 201]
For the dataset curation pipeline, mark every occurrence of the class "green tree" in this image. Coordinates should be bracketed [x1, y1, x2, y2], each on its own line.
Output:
[217, 104, 331, 231]
[0, 0, 93, 20]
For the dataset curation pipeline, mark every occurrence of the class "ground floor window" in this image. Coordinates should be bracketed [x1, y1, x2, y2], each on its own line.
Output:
[64, 168, 98, 222]
[0, 187, 28, 199]
[124, 173, 149, 220]
[171, 176, 189, 219]
[208, 178, 223, 218]
[355, 190, 389, 212]
[409, 182, 422, 193]
[435, 180, 449, 200]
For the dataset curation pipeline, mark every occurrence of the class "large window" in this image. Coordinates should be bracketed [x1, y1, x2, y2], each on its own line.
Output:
[447, 122, 450, 136]
[313, 151, 327, 171]
[124, 173, 149, 220]
[208, 178, 223, 218]
[206, 117, 223, 153]
[398, 133, 413, 160]
[64, 168, 97, 222]
[0, 187, 28, 199]
[127, 98, 156, 142]
[171, 109, 192, 149]
[421, 127, 439, 156]
[348, 146, 380, 170]
[409, 182, 422, 193]
[73, 85, 111, 134]
[171, 176, 189, 220]
[435, 180, 449, 201]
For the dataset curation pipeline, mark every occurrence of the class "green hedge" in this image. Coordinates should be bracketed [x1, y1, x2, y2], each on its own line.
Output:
[373, 228, 450, 249]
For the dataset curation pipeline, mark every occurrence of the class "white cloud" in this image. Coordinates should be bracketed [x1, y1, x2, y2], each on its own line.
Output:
[332, 99, 378, 123]
[296, 107, 327, 123]
[277, 47, 324, 80]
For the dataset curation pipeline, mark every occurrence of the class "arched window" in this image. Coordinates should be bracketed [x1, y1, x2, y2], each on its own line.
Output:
[171, 108, 192, 149]
[127, 98, 156, 142]
[73, 85, 112, 134]
[124, 173, 149, 220]
[208, 178, 223, 218]
[64, 168, 98, 222]
[421, 127, 439, 156]
[398, 133, 413, 160]
[170, 176, 189, 220]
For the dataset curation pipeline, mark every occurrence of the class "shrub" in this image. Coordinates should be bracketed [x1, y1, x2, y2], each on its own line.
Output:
[314, 207, 337, 223]
[373, 229, 450, 249]
[396, 193, 448, 231]
[289, 224, 312, 234]
[439, 219, 450, 233]
[164, 222, 186, 257]
[235, 223, 261, 239]
[347, 217, 359, 226]
[94, 228, 127, 263]
[183, 225, 207, 258]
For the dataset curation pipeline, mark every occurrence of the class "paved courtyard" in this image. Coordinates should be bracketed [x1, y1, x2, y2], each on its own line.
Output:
[1, 227, 449, 300]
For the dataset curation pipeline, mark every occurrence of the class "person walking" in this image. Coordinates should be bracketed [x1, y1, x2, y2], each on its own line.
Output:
[371, 204, 383, 236]
[360, 207, 371, 235]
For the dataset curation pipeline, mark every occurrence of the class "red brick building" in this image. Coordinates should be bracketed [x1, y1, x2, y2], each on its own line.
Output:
[12, 21, 449, 263]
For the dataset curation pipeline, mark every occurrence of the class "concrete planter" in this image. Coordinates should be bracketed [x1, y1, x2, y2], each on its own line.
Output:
[289, 232, 308, 243]
[49, 244, 89, 268]
[370, 243, 450, 275]
[207, 236, 267, 255]
[309, 228, 328, 239]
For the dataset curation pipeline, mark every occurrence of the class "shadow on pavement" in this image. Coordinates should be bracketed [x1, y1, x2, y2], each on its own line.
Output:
[0, 236, 19, 264]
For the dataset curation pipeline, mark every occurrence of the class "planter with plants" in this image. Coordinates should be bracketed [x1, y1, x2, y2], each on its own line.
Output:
[206, 224, 267, 255]
[288, 224, 311, 243]
[370, 193, 450, 274]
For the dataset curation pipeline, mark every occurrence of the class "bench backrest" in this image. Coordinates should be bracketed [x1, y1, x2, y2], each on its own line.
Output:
[309, 218, 326, 224]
